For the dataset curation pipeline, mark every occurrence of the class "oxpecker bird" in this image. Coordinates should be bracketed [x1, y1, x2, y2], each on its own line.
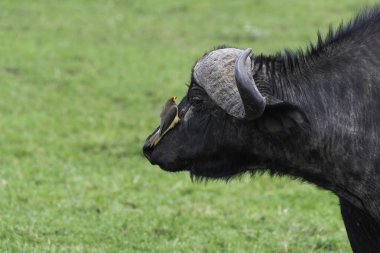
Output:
[148, 96, 180, 147]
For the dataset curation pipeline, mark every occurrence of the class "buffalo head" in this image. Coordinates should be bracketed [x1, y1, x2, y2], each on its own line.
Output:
[143, 48, 308, 179]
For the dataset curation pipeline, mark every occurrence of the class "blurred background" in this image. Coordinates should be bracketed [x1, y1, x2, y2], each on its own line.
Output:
[0, 0, 379, 252]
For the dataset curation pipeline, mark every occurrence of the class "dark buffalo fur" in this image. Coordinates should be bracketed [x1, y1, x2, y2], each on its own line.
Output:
[143, 7, 380, 252]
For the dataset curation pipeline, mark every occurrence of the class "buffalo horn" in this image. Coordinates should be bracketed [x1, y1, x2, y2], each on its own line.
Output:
[235, 48, 266, 120]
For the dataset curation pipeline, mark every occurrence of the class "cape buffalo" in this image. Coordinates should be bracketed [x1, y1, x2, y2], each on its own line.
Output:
[143, 7, 380, 253]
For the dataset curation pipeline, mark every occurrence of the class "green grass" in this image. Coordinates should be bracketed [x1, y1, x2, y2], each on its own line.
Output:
[0, 0, 379, 252]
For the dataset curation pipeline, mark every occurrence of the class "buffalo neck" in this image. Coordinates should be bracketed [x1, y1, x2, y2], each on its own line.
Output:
[251, 53, 380, 215]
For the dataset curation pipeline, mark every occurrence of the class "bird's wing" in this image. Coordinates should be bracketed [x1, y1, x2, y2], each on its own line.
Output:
[160, 106, 178, 136]
[160, 99, 172, 118]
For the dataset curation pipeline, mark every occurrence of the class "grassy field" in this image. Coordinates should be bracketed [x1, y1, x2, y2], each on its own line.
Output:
[0, 0, 379, 252]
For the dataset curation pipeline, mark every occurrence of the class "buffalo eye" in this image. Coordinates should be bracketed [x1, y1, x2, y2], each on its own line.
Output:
[191, 96, 204, 110]
[191, 96, 203, 105]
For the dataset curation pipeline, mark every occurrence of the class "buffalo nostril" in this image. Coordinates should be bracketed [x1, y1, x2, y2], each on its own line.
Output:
[142, 142, 153, 160]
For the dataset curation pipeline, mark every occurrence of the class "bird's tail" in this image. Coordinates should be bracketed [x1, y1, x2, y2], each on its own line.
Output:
[147, 130, 161, 147]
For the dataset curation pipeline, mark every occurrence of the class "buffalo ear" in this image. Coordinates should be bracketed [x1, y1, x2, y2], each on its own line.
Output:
[257, 98, 309, 133]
